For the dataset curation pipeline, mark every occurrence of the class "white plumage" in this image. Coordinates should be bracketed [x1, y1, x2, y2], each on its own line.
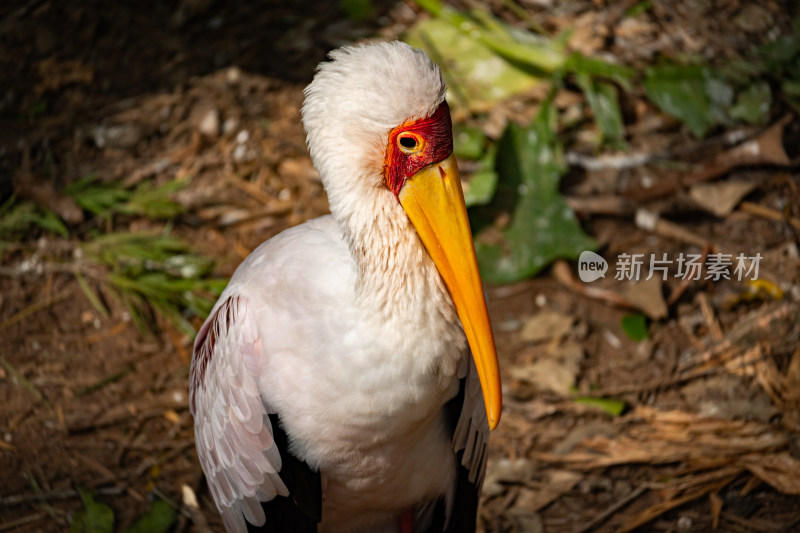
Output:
[190, 41, 500, 533]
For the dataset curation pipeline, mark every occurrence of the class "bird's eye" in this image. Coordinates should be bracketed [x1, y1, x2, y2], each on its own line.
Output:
[397, 133, 422, 154]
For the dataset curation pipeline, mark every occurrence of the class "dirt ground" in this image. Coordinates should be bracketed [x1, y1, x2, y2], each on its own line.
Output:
[1, 1, 799, 532]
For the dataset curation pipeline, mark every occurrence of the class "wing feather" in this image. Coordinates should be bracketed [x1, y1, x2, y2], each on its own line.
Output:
[190, 295, 291, 532]
[452, 355, 490, 486]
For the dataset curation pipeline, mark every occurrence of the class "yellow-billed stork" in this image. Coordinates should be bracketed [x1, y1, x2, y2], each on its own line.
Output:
[190, 41, 502, 533]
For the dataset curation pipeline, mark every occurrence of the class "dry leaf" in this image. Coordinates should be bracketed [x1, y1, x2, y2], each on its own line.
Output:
[689, 180, 757, 217]
[622, 277, 668, 320]
[740, 452, 800, 495]
[511, 341, 583, 395]
[519, 310, 574, 343]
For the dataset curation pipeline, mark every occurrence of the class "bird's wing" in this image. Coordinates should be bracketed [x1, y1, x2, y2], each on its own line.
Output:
[452, 355, 490, 487]
[190, 294, 321, 533]
[415, 356, 489, 533]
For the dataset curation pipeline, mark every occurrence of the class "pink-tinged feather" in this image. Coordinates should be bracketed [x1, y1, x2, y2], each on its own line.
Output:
[190, 295, 288, 533]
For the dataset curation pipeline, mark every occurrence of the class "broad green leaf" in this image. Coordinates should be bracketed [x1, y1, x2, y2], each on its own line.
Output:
[121, 499, 176, 533]
[69, 486, 114, 533]
[754, 31, 800, 79]
[621, 313, 649, 341]
[463, 147, 498, 207]
[730, 82, 771, 124]
[573, 396, 626, 416]
[453, 124, 487, 160]
[412, 0, 566, 76]
[566, 52, 635, 91]
[643, 65, 733, 138]
[406, 18, 544, 113]
[474, 101, 596, 283]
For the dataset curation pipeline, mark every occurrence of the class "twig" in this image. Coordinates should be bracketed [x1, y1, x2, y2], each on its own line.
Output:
[565, 150, 654, 171]
[0, 486, 125, 507]
[179, 474, 213, 533]
[696, 292, 723, 341]
[24, 469, 63, 524]
[552, 260, 640, 311]
[722, 512, 786, 533]
[0, 513, 45, 531]
[0, 289, 71, 333]
[0, 356, 45, 404]
[666, 245, 710, 305]
[582, 367, 716, 399]
[565, 195, 634, 216]
[71, 451, 119, 488]
[617, 474, 739, 532]
[571, 485, 647, 533]
[635, 208, 711, 249]
[740, 201, 800, 232]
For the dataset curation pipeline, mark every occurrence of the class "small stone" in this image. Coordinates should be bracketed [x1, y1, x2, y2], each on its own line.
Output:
[198, 108, 220, 138]
[226, 66, 242, 84]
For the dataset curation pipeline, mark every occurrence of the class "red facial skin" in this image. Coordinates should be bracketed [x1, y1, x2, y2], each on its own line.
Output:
[384, 101, 454, 197]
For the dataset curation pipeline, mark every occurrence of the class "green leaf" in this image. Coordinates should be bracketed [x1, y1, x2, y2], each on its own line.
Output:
[576, 72, 626, 148]
[36, 208, 69, 237]
[753, 31, 800, 79]
[566, 52, 635, 91]
[573, 396, 626, 416]
[411, 2, 566, 76]
[474, 100, 596, 283]
[69, 486, 114, 533]
[121, 499, 176, 533]
[122, 180, 186, 219]
[453, 124, 487, 160]
[66, 177, 186, 220]
[783, 79, 800, 112]
[66, 175, 131, 216]
[621, 313, 649, 341]
[643, 64, 732, 138]
[81, 230, 225, 335]
[463, 148, 498, 207]
[730, 82, 772, 124]
[405, 18, 545, 113]
[0, 199, 69, 241]
[625, 1, 652, 17]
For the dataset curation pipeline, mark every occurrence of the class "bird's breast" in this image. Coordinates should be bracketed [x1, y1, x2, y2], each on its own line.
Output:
[228, 215, 467, 528]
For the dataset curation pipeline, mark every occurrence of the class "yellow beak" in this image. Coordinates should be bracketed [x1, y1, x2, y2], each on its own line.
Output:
[398, 153, 502, 430]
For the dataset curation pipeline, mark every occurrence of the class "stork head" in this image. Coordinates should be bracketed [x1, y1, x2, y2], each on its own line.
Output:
[302, 41, 501, 430]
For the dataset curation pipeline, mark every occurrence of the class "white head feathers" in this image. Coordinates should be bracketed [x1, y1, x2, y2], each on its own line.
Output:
[301, 42, 447, 225]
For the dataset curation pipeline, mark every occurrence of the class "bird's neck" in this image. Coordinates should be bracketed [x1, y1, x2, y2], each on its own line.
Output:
[335, 186, 465, 354]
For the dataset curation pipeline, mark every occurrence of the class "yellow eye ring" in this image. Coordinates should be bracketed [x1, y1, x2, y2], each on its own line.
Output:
[397, 132, 424, 154]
